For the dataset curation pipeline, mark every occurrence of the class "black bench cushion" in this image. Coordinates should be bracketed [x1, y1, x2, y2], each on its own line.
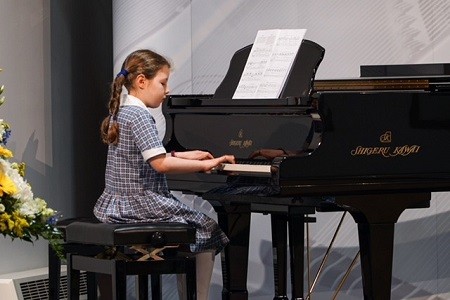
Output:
[56, 218, 99, 240]
[65, 221, 196, 246]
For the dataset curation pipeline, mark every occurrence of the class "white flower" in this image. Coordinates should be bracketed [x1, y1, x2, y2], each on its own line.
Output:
[0, 159, 34, 202]
[18, 201, 39, 217]
[0, 203, 5, 212]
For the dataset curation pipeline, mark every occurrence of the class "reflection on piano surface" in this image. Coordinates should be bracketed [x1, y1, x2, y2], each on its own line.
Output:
[163, 39, 450, 300]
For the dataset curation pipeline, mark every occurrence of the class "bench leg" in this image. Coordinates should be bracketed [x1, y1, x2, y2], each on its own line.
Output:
[151, 274, 162, 300]
[186, 258, 197, 300]
[137, 275, 148, 299]
[48, 244, 62, 300]
[67, 254, 80, 300]
[86, 272, 97, 299]
[112, 261, 127, 300]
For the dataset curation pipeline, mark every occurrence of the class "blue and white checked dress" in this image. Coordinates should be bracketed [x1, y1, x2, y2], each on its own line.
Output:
[94, 95, 229, 253]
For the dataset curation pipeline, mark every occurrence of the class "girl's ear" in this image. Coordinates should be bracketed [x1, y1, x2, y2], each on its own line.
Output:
[136, 74, 147, 89]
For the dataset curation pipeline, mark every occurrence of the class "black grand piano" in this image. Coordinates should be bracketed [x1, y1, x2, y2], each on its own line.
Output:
[162, 39, 450, 300]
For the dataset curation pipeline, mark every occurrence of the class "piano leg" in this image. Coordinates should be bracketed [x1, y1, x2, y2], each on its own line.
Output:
[288, 212, 310, 300]
[271, 214, 289, 300]
[216, 204, 251, 300]
[335, 193, 431, 300]
[271, 207, 315, 300]
[356, 222, 395, 300]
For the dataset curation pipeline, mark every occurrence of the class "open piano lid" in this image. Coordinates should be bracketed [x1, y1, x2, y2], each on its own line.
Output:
[168, 39, 325, 108]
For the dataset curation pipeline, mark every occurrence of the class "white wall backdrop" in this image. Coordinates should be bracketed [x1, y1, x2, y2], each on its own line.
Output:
[0, 0, 112, 281]
[0, 0, 53, 274]
[113, 1, 450, 299]
[0, 0, 446, 297]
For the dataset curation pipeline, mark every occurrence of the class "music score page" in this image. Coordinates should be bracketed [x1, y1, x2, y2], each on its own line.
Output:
[233, 29, 307, 99]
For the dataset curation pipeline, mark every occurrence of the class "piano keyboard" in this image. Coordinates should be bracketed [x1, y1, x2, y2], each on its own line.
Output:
[214, 162, 272, 177]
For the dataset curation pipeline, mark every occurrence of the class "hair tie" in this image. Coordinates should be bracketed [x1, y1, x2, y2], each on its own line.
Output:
[116, 69, 129, 78]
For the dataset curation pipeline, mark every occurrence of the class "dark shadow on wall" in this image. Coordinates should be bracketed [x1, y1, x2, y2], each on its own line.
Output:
[69, 0, 112, 218]
[50, 0, 112, 218]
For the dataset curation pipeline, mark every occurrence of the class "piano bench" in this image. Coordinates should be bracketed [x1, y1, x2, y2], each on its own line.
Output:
[48, 218, 102, 300]
[63, 221, 197, 300]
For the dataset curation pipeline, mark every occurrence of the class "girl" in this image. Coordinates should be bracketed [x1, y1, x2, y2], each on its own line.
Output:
[94, 49, 234, 299]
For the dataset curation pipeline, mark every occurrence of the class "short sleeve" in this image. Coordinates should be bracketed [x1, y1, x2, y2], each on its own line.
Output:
[130, 110, 166, 161]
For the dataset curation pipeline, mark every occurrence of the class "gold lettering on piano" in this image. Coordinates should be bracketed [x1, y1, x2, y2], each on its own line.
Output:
[391, 145, 421, 156]
[229, 130, 253, 148]
[229, 139, 253, 148]
[351, 146, 391, 157]
[350, 132, 421, 158]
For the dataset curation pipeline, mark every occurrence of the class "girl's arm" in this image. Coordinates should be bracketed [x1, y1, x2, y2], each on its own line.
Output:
[149, 153, 235, 174]
[169, 150, 213, 160]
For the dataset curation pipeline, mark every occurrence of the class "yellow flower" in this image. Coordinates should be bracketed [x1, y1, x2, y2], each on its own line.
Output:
[0, 171, 17, 196]
[0, 213, 14, 232]
[12, 211, 29, 237]
[0, 146, 13, 158]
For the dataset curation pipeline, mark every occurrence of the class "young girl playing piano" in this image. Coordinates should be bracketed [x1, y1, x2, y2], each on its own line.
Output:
[94, 49, 234, 300]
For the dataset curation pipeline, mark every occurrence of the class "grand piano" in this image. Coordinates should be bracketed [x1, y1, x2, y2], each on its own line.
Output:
[162, 39, 450, 300]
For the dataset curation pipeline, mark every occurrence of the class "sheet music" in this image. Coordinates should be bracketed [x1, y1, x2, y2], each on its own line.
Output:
[233, 29, 307, 99]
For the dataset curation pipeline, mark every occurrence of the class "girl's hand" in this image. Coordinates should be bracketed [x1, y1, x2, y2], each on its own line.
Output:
[217, 154, 235, 165]
[249, 149, 285, 159]
[205, 155, 235, 173]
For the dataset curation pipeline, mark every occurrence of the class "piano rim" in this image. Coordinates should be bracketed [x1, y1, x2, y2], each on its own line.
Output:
[278, 176, 450, 196]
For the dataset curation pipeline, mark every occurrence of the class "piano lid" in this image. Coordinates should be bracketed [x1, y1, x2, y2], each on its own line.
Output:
[213, 39, 325, 104]
[313, 77, 450, 92]
[315, 63, 450, 92]
[163, 39, 326, 157]
[360, 63, 450, 77]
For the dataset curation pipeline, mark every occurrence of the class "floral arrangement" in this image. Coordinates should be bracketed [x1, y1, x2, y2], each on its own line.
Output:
[0, 69, 62, 256]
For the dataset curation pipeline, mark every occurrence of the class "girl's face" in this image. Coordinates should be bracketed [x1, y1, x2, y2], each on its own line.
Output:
[132, 65, 170, 108]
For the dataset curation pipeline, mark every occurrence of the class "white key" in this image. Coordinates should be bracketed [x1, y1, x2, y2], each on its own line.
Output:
[216, 163, 271, 176]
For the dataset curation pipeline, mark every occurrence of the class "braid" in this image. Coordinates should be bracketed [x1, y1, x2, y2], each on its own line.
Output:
[100, 76, 125, 144]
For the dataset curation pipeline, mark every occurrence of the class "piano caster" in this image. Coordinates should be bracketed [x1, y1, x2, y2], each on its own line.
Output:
[273, 296, 289, 300]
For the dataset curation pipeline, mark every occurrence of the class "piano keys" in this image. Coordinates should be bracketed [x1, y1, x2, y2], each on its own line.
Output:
[212, 162, 272, 177]
[163, 39, 450, 300]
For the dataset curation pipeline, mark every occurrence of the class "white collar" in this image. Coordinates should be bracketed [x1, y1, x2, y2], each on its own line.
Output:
[121, 94, 147, 110]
